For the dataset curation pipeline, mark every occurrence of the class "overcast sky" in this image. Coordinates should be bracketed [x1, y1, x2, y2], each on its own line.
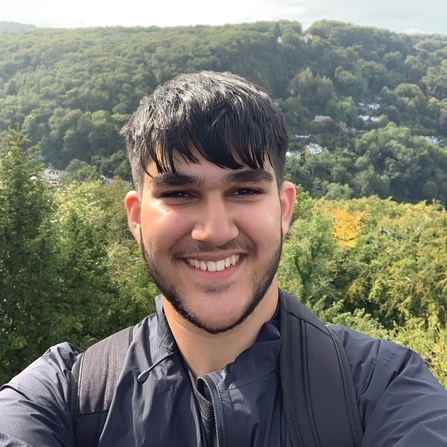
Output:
[2, 0, 447, 35]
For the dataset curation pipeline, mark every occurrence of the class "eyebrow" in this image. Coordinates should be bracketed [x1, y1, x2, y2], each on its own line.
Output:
[150, 169, 274, 188]
[150, 173, 201, 188]
[223, 169, 274, 185]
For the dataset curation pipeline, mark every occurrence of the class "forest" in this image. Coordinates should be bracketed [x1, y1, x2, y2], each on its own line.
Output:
[1, 20, 447, 385]
[1, 20, 447, 203]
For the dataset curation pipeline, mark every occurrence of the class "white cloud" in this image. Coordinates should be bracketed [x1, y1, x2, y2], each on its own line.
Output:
[404, 28, 435, 35]
[1, 0, 447, 35]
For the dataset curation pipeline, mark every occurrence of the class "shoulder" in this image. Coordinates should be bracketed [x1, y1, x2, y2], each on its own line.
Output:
[329, 324, 400, 390]
[329, 324, 436, 398]
[0, 342, 83, 446]
[3, 342, 83, 397]
[330, 325, 447, 446]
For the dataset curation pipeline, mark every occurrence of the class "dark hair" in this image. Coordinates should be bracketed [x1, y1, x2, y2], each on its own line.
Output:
[121, 71, 288, 192]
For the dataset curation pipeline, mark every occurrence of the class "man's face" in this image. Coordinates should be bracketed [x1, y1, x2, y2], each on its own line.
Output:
[125, 151, 295, 334]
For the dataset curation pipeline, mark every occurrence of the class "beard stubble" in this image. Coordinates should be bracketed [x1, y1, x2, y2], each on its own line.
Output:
[140, 229, 282, 334]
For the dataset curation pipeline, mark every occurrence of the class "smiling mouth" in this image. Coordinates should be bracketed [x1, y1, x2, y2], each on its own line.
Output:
[186, 255, 241, 272]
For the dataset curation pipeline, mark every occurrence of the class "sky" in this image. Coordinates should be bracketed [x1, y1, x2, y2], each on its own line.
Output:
[2, 0, 447, 35]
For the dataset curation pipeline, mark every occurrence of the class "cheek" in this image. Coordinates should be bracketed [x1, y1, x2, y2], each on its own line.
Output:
[140, 205, 191, 243]
[239, 204, 282, 240]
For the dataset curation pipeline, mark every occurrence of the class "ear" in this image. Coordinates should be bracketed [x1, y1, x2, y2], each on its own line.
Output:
[124, 191, 142, 244]
[279, 181, 296, 235]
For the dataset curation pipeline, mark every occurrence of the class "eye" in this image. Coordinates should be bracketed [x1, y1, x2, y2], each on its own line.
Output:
[231, 188, 263, 196]
[160, 190, 194, 199]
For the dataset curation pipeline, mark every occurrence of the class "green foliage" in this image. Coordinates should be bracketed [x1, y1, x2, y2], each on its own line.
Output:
[0, 129, 60, 379]
[65, 158, 100, 182]
[278, 196, 447, 384]
[0, 21, 446, 207]
[286, 121, 447, 205]
[0, 130, 156, 384]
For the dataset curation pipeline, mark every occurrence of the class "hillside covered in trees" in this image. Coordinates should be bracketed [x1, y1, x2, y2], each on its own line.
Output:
[1, 20, 447, 204]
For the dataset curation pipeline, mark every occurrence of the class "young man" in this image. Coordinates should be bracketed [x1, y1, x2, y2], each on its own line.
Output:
[0, 71, 446, 446]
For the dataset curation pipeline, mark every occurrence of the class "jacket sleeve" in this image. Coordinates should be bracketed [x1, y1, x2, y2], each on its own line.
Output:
[331, 325, 447, 447]
[0, 343, 82, 447]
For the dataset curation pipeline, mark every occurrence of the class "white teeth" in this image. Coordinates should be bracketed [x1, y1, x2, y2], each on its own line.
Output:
[216, 260, 225, 271]
[187, 255, 241, 272]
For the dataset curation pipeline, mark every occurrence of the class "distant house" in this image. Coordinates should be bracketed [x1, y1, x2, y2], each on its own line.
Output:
[304, 143, 323, 155]
[300, 33, 313, 43]
[367, 103, 380, 111]
[358, 102, 366, 108]
[294, 133, 312, 139]
[426, 136, 440, 145]
[358, 115, 379, 123]
[44, 168, 65, 186]
[45, 169, 63, 180]
[286, 150, 301, 157]
[313, 115, 332, 123]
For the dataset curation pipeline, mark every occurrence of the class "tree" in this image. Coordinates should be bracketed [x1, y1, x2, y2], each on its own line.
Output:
[288, 67, 335, 113]
[404, 55, 426, 85]
[423, 60, 447, 100]
[0, 131, 151, 383]
[333, 66, 365, 99]
[393, 83, 428, 123]
[55, 180, 157, 342]
[65, 158, 100, 182]
[438, 113, 447, 136]
[361, 61, 390, 92]
[283, 96, 309, 127]
[279, 195, 447, 384]
[0, 129, 59, 382]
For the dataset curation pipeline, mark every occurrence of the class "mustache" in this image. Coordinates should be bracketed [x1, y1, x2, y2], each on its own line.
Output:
[171, 239, 256, 259]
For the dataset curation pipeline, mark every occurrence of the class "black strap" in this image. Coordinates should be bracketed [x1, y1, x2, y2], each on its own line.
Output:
[70, 326, 134, 447]
[279, 290, 363, 447]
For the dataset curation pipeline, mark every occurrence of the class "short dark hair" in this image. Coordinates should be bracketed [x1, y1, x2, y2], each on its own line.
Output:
[121, 71, 288, 193]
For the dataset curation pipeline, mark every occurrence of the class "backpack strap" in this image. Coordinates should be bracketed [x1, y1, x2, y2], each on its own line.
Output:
[279, 290, 363, 447]
[70, 325, 134, 447]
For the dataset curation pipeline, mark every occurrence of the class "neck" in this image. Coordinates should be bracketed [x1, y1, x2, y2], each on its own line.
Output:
[163, 288, 278, 379]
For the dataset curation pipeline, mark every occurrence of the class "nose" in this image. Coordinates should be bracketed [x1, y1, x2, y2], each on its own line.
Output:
[191, 196, 239, 246]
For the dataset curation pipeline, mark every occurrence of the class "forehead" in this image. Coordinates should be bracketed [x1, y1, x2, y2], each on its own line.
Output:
[145, 147, 276, 186]
[150, 168, 275, 191]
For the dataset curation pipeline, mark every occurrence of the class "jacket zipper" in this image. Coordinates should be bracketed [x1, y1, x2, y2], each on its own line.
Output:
[202, 375, 226, 447]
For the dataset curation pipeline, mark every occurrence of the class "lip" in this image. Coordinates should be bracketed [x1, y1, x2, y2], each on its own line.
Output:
[181, 252, 243, 262]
